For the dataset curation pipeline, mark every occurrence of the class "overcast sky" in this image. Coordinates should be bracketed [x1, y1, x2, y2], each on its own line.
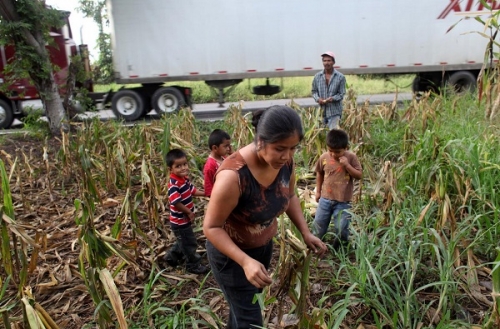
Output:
[46, 0, 100, 59]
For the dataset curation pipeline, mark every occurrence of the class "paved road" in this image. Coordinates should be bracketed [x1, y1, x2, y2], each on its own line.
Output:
[5, 92, 413, 130]
[82, 92, 414, 122]
[191, 93, 413, 120]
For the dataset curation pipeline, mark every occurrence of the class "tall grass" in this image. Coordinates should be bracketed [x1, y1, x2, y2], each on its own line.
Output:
[272, 87, 495, 328]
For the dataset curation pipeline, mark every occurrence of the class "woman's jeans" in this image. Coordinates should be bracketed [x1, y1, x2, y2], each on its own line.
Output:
[206, 240, 273, 329]
[313, 197, 351, 243]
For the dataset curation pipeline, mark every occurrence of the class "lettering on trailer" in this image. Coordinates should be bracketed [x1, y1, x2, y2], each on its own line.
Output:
[438, 0, 500, 19]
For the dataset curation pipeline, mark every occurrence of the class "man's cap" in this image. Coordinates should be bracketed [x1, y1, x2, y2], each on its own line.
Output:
[321, 51, 336, 60]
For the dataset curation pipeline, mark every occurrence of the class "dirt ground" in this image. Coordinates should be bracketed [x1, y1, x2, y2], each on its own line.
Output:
[0, 135, 322, 328]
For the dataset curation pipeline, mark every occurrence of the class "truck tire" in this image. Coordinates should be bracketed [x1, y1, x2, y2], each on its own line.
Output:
[151, 87, 185, 115]
[447, 71, 476, 93]
[0, 99, 14, 129]
[111, 90, 146, 121]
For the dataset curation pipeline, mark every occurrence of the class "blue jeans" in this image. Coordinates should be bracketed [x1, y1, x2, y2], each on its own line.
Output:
[206, 240, 273, 329]
[313, 197, 351, 242]
[324, 115, 341, 130]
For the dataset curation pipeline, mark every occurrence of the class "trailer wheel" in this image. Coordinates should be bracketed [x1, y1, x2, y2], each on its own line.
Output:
[0, 99, 14, 129]
[447, 71, 476, 93]
[151, 87, 185, 115]
[111, 90, 146, 121]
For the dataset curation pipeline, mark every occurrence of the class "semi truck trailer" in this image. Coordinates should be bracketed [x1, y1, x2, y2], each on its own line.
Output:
[0, 0, 495, 128]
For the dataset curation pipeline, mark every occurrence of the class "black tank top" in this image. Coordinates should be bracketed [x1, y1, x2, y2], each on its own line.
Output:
[215, 151, 293, 249]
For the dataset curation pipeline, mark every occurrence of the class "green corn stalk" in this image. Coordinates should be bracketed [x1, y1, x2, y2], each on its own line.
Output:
[0, 208, 13, 278]
[0, 276, 14, 329]
[141, 157, 160, 230]
[1, 159, 31, 290]
[0, 159, 14, 220]
[74, 143, 132, 328]
[273, 189, 316, 328]
[1, 160, 48, 328]
[485, 247, 500, 328]
[132, 190, 152, 244]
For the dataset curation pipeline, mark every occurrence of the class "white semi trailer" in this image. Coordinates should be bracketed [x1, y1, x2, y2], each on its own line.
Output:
[104, 0, 494, 120]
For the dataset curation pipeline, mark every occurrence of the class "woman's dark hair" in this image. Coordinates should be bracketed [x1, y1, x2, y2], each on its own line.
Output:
[165, 148, 187, 167]
[251, 109, 266, 130]
[326, 129, 349, 149]
[252, 105, 304, 144]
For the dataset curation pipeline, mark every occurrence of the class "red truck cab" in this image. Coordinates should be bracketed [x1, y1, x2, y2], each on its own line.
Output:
[0, 11, 78, 129]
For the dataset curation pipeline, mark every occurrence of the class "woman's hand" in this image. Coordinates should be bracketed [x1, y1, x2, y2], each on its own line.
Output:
[241, 257, 273, 289]
[303, 232, 327, 257]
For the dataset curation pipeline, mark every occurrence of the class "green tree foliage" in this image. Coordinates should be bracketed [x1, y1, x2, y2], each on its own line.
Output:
[78, 0, 113, 84]
[0, 0, 68, 134]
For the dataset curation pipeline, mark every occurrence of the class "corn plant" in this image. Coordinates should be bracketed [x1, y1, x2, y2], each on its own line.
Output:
[157, 112, 203, 170]
[21, 286, 60, 329]
[296, 105, 326, 168]
[223, 103, 254, 148]
[73, 139, 132, 329]
[342, 97, 371, 148]
[484, 248, 500, 328]
[128, 264, 221, 328]
[0, 160, 14, 280]
[1, 159, 54, 328]
[268, 185, 321, 328]
[0, 275, 15, 329]
[459, 0, 500, 119]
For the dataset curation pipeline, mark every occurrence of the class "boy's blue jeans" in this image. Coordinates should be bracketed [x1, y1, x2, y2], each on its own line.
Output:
[206, 240, 273, 329]
[313, 197, 351, 242]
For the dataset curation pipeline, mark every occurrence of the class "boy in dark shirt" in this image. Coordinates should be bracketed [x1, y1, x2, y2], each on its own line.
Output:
[164, 148, 209, 274]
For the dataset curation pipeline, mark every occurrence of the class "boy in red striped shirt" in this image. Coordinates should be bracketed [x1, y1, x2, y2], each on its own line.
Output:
[164, 149, 209, 274]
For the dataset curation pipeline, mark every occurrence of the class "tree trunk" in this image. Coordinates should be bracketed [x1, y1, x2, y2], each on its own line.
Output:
[63, 61, 82, 121]
[39, 72, 67, 135]
[29, 25, 68, 135]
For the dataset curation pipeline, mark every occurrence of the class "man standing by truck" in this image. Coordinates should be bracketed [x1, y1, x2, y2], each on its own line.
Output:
[312, 51, 346, 129]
